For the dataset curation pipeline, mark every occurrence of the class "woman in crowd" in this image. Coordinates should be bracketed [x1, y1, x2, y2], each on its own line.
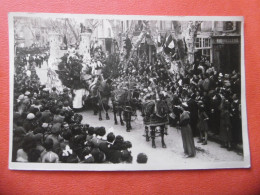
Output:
[219, 100, 233, 150]
[197, 102, 209, 145]
[179, 104, 196, 158]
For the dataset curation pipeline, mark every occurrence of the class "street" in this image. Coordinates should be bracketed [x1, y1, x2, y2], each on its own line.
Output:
[80, 109, 243, 165]
[36, 66, 243, 165]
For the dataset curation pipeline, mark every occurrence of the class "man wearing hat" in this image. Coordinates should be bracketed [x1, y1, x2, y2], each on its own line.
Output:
[50, 87, 59, 100]
[40, 106, 52, 123]
[197, 101, 209, 145]
[45, 123, 62, 155]
[23, 113, 36, 132]
[99, 132, 115, 162]
[219, 100, 232, 150]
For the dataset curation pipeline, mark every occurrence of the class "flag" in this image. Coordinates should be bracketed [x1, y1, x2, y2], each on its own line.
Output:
[157, 34, 162, 47]
[168, 39, 175, 49]
[183, 38, 188, 52]
[157, 34, 164, 53]
[164, 34, 175, 49]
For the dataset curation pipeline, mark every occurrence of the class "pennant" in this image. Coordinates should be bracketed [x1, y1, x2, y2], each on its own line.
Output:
[183, 38, 188, 52]
[165, 34, 175, 49]
[163, 32, 168, 48]
[168, 39, 175, 49]
[157, 34, 161, 47]
[157, 46, 163, 53]
[156, 33, 165, 53]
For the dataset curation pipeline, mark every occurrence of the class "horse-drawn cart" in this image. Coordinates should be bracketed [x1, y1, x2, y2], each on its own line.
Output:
[142, 100, 169, 148]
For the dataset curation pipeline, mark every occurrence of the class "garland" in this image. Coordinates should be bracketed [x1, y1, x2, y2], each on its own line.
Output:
[55, 54, 83, 89]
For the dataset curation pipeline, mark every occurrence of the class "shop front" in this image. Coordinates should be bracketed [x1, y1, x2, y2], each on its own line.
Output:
[212, 36, 240, 73]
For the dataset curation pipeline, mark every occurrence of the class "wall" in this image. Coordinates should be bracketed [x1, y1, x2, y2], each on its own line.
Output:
[0, 0, 260, 194]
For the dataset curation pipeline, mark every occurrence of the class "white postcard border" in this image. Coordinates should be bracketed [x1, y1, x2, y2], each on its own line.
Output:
[8, 12, 250, 171]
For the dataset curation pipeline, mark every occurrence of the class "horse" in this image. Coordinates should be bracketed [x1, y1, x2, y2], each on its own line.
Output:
[88, 75, 112, 121]
[142, 99, 169, 148]
[111, 87, 139, 132]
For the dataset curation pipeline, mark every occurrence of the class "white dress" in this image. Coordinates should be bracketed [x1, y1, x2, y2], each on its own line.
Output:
[72, 89, 89, 109]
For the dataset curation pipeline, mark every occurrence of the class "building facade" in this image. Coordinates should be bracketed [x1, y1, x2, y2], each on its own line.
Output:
[14, 17, 50, 48]
[196, 21, 241, 73]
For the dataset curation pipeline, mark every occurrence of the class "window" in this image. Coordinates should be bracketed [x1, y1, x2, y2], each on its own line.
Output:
[205, 38, 209, 47]
[160, 21, 164, 30]
[200, 21, 212, 32]
[205, 38, 211, 47]
[202, 49, 210, 57]
[195, 37, 211, 49]
[224, 21, 236, 31]
[121, 21, 124, 31]
[195, 38, 201, 48]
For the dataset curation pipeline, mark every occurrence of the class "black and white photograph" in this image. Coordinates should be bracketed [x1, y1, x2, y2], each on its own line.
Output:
[9, 13, 249, 170]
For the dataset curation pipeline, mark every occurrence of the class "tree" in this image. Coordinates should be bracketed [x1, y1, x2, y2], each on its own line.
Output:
[46, 18, 81, 46]
[86, 19, 101, 32]
[172, 21, 202, 65]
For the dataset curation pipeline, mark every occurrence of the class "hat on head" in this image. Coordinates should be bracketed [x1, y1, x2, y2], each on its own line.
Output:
[33, 133, 43, 142]
[13, 112, 21, 120]
[107, 132, 115, 143]
[124, 141, 132, 149]
[18, 94, 24, 101]
[121, 149, 132, 162]
[96, 127, 106, 137]
[88, 127, 95, 135]
[63, 123, 69, 128]
[63, 101, 69, 107]
[35, 111, 42, 119]
[224, 74, 230, 79]
[43, 88, 49, 92]
[182, 102, 188, 108]
[27, 113, 35, 120]
[115, 135, 124, 143]
[137, 153, 148, 164]
[25, 91, 31, 96]
[14, 127, 26, 137]
[34, 126, 44, 134]
[51, 123, 61, 134]
[42, 123, 48, 128]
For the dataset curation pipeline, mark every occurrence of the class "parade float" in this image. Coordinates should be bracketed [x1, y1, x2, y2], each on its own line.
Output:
[44, 25, 89, 108]
[46, 33, 66, 92]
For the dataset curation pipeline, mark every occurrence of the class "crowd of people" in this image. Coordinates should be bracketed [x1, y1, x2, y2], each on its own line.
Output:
[112, 53, 242, 154]
[12, 54, 148, 164]
[12, 41, 243, 162]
